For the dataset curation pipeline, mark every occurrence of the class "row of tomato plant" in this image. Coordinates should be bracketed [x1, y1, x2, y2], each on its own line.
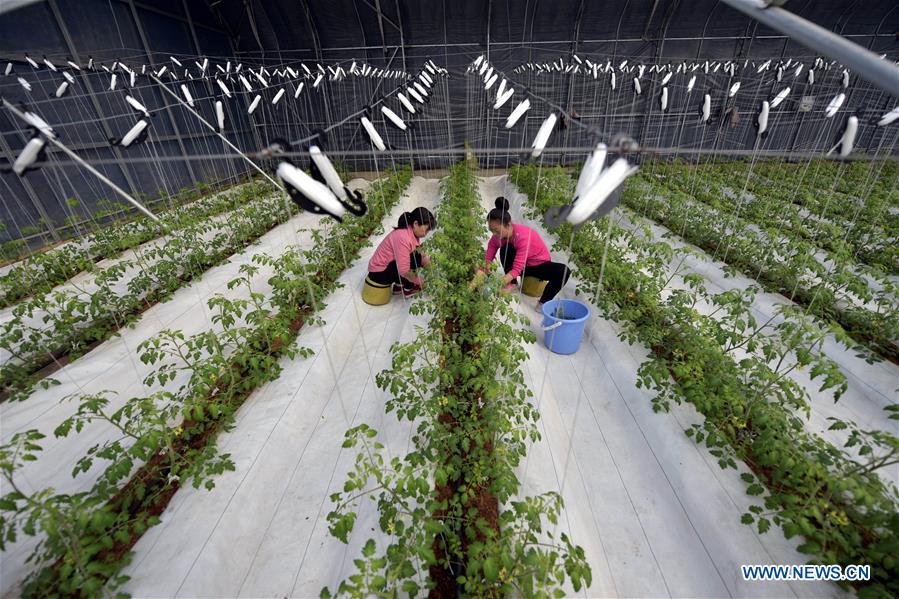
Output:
[0, 178, 264, 310]
[324, 160, 591, 597]
[648, 160, 898, 286]
[738, 162, 897, 273]
[751, 158, 898, 210]
[624, 167, 899, 364]
[607, 185, 897, 450]
[651, 160, 898, 276]
[0, 180, 227, 265]
[0, 182, 296, 404]
[0, 166, 413, 597]
[512, 164, 899, 598]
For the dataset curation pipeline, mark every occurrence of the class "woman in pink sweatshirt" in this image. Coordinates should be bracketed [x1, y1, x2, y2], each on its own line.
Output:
[368, 207, 436, 297]
[482, 197, 571, 309]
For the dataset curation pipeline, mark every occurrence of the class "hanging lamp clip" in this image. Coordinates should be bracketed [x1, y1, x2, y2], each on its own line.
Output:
[609, 134, 639, 155]
[257, 140, 289, 160]
[544, 138, 639, 229]
[266, 138, 367, 222]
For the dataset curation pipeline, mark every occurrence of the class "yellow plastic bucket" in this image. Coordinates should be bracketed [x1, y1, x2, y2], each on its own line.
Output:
[521, 276, 548, 298]
[362, 276, 392, 305]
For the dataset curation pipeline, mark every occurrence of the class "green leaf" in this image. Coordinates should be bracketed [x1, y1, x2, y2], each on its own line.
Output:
[796, 542, 821, 555]
[401, 580, 420, 595]
[746, 484, 764, 496]
[483, 556, 498, 582]
[782, 522, 799, 539]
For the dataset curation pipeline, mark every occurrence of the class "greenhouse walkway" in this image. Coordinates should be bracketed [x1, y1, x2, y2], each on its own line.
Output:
[117, 177, 440, 597]
[110, 175, 844, 598]
[0, 180, 370, 597]
[480, 175, 842, 599]
[612, 207, 899, 475]
[0, 197, 253, 366]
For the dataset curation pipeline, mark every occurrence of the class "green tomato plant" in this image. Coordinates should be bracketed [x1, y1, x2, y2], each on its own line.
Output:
[325, 161, 591, 597]
[0, 179, 265, 310]
[625, 165, 898, 364]
[513, 163, 899, 597]
[0, 185, 292, 403]
[0, 168, 414, 597]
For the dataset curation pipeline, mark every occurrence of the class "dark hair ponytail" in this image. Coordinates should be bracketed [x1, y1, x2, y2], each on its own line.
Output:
[487, 196, 512, 225]
[396, 206, 437, 230]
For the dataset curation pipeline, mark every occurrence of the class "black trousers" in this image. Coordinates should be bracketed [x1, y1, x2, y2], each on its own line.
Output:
[368, 251, 424, 289]
[498, 244, 570, 304]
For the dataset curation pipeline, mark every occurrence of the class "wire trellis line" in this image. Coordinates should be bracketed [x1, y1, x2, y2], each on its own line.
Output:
[12, 145, 898, 170]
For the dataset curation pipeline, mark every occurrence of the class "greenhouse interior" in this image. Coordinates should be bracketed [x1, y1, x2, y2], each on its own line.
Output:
[0, 0, 897, 597]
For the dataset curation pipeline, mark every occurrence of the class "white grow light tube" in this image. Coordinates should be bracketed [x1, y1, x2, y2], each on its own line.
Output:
[530, 114, 557, 158]
[119, 119, 148, 147]
[877, 105, 899, 127]
[494, 87, 514, 110]
[360, 116, 386, 151]
[247, 95, 262, 114]
[277, 161, 345, 219]
[574, 143, 608, 200]
[397, 93, 416, 114]
[824, 93, 845, 118]
[567, 158, 638, 226]
[505, 98, 530, 128]
[215, 101, 225, 131]
[309, 145, 348, 200]
[217, 79, 232, 98]
[838, 116, 858, 157]
[13, 136, 45, 175]
[757, 101, 769, 135]
[381, 105, 407, 130]
[771, 87, 790, 108]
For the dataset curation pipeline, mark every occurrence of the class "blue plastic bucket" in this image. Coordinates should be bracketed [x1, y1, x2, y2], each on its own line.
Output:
[541, 299, 591, 355]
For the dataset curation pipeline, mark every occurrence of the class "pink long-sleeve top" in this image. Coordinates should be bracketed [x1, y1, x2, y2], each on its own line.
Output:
[368, 227, 430, 285]
[484, 223, 551, 278]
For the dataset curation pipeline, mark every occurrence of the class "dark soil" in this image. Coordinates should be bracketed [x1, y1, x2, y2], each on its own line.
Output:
[428, 318, 501, 598]
[39, 309, 308, 597]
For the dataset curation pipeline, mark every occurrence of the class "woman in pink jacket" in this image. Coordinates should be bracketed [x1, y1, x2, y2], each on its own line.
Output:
[482, 197, 571, 310]
[368, 207, 436, 297]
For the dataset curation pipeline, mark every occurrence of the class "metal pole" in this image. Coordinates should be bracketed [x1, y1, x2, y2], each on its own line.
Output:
[112, 0, 229, 35]
[2, 100, 160, 221]
[719, 0, 899, 97]
[373, 0, 389, 63]
[0, 133, 62, 242]
[299, 0, 334, 127]
[441, 0, 453, 161]
[46, 0, 140, 194]
[393, 0, 407, 73]
[118, 32, 891, 56]
[126, 0, 199, 183]
[148, 75, 281, 187]
[32, 130, 257, 156]
[562, 0, 587, 161]
[23, 145, 899, 163]
[485, 0, 492, 63]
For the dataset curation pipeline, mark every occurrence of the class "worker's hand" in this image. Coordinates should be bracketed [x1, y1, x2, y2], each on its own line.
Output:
[501, 273, 515, 286]
[469, 269, 486, 290]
